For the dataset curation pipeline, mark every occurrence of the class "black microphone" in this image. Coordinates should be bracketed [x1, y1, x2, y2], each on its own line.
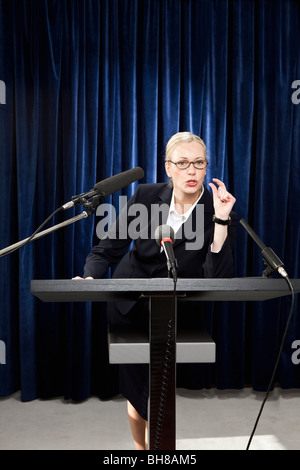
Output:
[240, 218, 288, 278]
[155, 224, 178, 281]
[62, 167, 144, 209]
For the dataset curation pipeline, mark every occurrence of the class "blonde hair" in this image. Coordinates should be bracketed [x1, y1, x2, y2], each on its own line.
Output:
[165, 131, 207, 161]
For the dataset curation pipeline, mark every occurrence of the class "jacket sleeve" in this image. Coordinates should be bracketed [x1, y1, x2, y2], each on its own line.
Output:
[83, 186, 141, 279]
[202, 211, 237, 278]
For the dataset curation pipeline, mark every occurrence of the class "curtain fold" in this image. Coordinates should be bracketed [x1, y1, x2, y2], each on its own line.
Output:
[0, 0, 300, 402]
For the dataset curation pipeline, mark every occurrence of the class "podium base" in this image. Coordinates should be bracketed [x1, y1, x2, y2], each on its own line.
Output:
[108, 327, 216, 364]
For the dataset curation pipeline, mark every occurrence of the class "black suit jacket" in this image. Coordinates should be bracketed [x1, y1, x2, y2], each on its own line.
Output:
[83, 183, 237, 313]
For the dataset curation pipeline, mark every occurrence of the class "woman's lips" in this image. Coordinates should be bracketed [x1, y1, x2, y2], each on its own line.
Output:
[186, 180, 198, 187]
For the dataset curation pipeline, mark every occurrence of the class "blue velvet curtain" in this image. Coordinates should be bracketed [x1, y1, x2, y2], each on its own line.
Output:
[0, 0, 300, 402]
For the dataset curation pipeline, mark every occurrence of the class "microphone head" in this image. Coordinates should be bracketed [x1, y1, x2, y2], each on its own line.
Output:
[154, 224, 175, 246]
[94, 167, 144, 197]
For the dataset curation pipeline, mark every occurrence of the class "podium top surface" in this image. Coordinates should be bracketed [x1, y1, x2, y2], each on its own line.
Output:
[30, 277, 300, 302]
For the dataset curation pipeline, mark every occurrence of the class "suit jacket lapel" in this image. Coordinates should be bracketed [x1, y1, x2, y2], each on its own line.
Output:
[173, 185, 214, 248]
[149, 183, 172, 257]
[143, 183, 213, 253]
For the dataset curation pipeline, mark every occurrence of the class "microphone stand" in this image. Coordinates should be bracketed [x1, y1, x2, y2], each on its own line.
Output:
[239, 218, 287, 278]
[0, 196, 99, 257]
[166, 259, 178, 282]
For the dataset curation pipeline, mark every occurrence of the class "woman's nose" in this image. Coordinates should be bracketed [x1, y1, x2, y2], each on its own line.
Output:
[187, 163, 196, 174]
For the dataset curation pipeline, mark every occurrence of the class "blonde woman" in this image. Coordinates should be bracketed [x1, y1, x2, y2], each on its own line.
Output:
[75, 132, 237, 450]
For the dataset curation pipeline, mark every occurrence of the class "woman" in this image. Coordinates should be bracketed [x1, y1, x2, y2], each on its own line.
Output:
[74, 132, 237, 450]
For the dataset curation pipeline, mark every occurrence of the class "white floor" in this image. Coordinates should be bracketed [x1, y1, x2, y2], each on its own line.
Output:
[0, 388, 299, 450]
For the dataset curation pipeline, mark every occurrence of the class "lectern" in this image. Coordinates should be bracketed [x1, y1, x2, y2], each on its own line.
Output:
[31, 277, 300, 450]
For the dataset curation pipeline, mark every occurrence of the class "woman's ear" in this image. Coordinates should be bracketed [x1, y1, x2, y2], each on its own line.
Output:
[165, 161, 171, 178]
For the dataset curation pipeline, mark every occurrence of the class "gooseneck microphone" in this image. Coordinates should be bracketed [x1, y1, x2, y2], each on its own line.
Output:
[240, 218, 295, 451]
[155, 224, 178, 281]
[62, 166, 145, 210]
[0, 167, 145, 258]
[240, 218, 288, 278]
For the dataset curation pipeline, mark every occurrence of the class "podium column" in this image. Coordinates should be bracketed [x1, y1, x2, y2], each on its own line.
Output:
[148, 295, 177, 450]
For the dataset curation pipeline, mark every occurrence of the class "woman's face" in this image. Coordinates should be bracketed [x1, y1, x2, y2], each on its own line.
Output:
[165, 141, 207, 200]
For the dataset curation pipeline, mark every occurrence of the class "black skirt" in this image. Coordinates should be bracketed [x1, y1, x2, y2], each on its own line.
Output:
[107, 299, 150, 421]
[107, 298, 212, 421]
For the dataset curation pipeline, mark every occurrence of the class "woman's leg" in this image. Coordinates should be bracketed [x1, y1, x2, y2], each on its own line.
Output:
[108, 302, 149, 449]
[127, 401, 148, 450]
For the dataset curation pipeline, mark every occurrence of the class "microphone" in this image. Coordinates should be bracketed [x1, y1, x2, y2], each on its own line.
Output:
[239, 218, 288, 278]
[62, 167, 144, 210]
[155, 224, 178, 281]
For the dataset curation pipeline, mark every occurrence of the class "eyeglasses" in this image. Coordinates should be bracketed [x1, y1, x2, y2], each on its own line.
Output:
[167, 160, 208, 170]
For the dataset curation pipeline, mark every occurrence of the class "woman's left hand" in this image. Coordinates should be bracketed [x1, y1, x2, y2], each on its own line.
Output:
[209, 178, 236, 219]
